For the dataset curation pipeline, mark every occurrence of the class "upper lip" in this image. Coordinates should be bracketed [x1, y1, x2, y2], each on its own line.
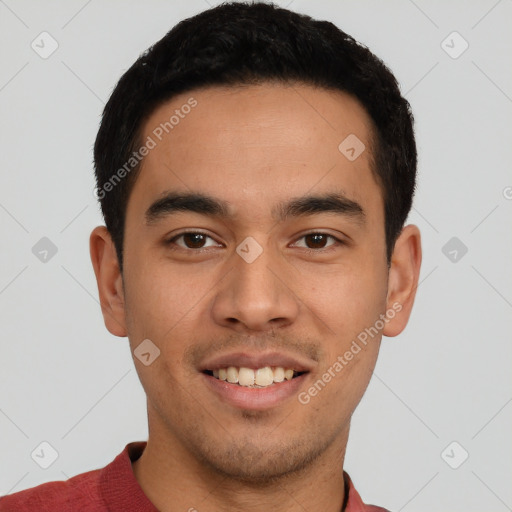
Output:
[199, 351, 316, 373]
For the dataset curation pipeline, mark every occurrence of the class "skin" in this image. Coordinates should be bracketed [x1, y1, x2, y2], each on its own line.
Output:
[90, 83, 421, 512]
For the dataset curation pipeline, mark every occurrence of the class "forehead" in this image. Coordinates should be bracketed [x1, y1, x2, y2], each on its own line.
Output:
[128, 83, 382, 223]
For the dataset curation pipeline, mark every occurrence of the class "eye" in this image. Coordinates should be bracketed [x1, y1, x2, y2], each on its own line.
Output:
[291, 233, 342, 252]
[167, 232, 221, 250]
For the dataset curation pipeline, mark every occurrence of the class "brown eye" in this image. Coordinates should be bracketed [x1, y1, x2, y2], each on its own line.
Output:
[304, 234, 329, 249]
[292, 233, 341, 252]
[182, 233, 207, 248]
[169, 232, 220, 250]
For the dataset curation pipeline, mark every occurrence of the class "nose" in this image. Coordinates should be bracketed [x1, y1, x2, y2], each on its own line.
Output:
[211, 242, 300, 333]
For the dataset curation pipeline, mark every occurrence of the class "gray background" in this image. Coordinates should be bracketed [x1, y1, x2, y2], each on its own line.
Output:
[1, 1, 511, 510]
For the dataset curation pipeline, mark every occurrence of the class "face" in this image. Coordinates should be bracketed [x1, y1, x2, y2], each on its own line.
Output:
[91, 83, 421, 483]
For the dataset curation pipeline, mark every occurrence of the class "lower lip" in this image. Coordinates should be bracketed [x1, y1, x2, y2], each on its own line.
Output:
[203, 373, 308, 411]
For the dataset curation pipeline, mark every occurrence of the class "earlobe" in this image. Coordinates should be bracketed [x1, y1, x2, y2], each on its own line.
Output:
[383, 224, 422, 338]
[89, 226, 128, 337]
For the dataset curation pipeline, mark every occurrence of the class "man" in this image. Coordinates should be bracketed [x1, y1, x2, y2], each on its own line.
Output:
[1, 2, 421, 511]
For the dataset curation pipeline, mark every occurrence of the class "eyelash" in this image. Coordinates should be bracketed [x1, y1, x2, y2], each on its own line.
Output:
[165, 231, 345, 254]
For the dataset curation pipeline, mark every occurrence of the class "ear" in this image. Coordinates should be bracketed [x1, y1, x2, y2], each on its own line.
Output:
[89, 226, 127, 337]
[383, 224, 422, 337]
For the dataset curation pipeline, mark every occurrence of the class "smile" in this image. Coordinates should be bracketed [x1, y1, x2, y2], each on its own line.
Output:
[204, 366, 306, 388]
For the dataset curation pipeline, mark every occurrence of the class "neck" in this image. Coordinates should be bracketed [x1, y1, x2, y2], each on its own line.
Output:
[132, 426, 349, 512]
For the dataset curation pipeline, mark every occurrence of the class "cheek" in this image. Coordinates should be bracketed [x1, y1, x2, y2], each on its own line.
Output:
[305, 260, 388, 341]
[123, 257, 216, 374]
[125, 258, 197, 327]
[123, 265, 200, 401]
[304, 277, 384, 416]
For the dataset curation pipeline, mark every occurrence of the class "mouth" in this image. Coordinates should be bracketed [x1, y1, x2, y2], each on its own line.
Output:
[199, 351, 314, 410]
[203, 366, 307, 388]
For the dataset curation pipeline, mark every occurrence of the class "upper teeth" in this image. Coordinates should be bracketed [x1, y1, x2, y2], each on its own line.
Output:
[212, 366, 296, 387]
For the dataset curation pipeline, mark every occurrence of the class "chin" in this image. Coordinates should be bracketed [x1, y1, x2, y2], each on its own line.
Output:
[192, 432, 333, 485]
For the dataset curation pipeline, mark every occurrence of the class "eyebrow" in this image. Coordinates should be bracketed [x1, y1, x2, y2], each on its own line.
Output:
[145, 191, 365, 225]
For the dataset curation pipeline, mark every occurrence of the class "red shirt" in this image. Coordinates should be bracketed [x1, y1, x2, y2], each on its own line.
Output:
[0, 442, 389, 511]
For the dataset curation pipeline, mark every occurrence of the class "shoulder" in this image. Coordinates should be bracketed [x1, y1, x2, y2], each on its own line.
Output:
[0, 468, 105, 512]
[343, 471, 392, 512]
[0, 442, 147, 512]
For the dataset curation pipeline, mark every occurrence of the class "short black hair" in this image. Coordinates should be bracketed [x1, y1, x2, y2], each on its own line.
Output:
[94, 1, 416, 271]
